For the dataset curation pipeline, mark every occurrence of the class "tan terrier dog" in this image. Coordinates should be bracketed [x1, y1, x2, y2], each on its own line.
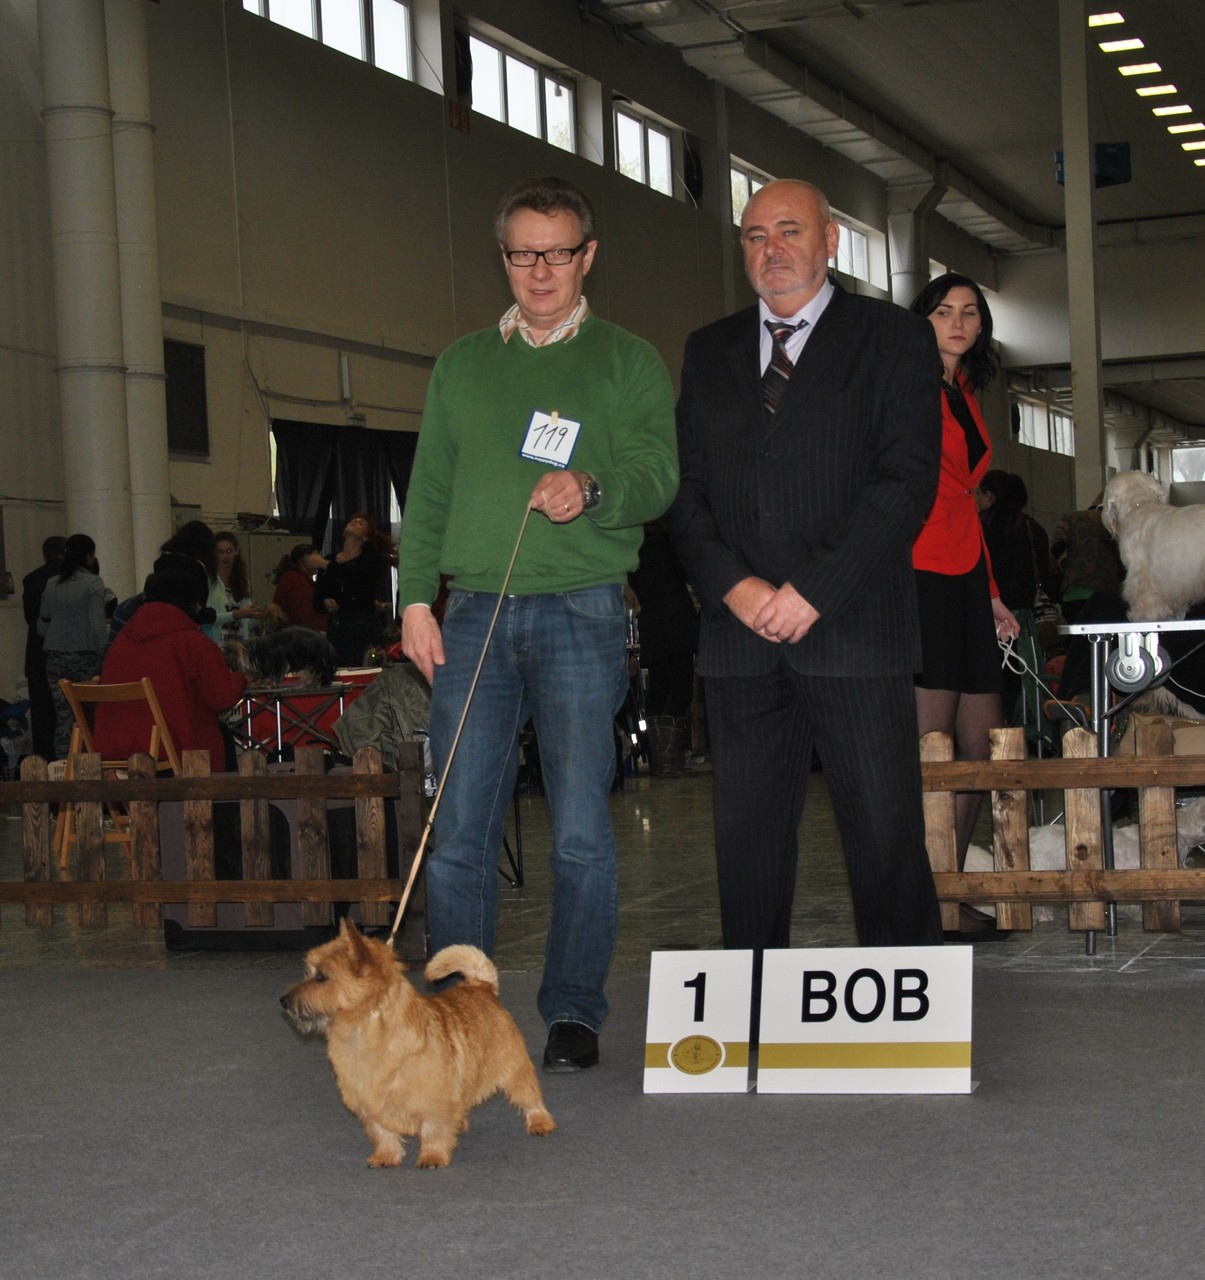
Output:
[281, 919, 555, 1168]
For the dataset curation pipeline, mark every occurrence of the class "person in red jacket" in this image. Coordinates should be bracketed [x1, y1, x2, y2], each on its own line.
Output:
[94, 571, 248, 771]
[271, 544, 329, 632]
[910, 274, 1020, 938]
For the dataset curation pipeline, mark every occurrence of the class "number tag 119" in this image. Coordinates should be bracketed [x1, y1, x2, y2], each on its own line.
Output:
[520, 409, 581, 468]
[643, 950, 755, 1093]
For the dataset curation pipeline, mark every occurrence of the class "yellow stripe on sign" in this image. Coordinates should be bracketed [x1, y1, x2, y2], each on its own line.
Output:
[758, 1042, 972, 1070]
[644, 1042, 750, 1069]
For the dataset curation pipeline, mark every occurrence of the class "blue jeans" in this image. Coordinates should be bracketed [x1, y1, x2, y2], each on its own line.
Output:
[427, 586, 628, 1032]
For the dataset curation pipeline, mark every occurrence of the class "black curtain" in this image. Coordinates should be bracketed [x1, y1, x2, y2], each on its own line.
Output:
[328, 429, 393, 553]
[272, 421, 338, 547]
[272, 421, 417, 552]
[381, 431, 419, 521]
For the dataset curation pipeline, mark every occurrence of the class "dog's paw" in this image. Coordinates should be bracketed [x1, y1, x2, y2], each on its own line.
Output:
[364, 1126, 404, 1168]
[525, 1108, 556, 1136]
[415, 1147, 453, 1169]
[366, 1151, 403, 1168]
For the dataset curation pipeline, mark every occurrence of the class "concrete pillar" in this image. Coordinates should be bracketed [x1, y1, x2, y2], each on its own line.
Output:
[887, 175, 947, 307]
[106, 0, 171, 585]
[38, 0, 136, 598]
[1059, 0, 1107, 506]
[714, 81, 737, 316]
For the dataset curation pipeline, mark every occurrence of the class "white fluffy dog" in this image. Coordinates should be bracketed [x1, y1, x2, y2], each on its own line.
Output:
[1101, 470, 1205, 621]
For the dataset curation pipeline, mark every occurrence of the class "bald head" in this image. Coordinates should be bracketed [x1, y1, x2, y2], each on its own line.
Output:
[741, 180, 840, 316]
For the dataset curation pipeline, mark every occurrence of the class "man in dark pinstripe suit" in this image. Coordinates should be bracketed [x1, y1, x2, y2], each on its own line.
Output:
[666, 180, 945, 951]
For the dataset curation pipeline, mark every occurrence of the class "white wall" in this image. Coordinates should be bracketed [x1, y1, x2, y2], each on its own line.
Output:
[994, 237, 1205, 369]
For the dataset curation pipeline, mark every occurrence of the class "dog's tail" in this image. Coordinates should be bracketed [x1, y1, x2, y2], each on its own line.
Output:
[424, 944, 499, 992]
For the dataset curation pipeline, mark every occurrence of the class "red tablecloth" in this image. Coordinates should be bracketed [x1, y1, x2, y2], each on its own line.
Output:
[239, 668, 380, 753]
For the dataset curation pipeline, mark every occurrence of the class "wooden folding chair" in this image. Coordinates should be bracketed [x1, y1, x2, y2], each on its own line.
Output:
[55, 677, 184, 870]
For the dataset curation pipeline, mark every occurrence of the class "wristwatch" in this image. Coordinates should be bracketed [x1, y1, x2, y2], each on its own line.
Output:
[579, 472, 601, 511]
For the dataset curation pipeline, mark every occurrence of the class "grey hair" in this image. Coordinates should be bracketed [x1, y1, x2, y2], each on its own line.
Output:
[494, 176, 597, 245]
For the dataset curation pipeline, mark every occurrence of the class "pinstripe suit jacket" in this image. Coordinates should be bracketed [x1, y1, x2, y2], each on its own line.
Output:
[666, 285, 942, 679]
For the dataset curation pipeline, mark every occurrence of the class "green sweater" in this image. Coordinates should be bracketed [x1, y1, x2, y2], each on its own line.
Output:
[398, 314, 678, 603]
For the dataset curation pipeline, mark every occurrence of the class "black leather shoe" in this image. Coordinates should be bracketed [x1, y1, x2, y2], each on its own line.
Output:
[543, 1021, 599, 1072]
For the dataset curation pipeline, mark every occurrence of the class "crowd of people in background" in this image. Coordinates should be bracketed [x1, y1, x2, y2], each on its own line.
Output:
[18, 515, 397, 769]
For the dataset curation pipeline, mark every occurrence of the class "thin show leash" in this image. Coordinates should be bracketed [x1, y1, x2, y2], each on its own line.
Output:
[386, 500, 537, 949]
[998, 633, 1063, 705]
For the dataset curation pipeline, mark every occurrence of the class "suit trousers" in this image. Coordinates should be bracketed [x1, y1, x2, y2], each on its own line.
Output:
[705, 660, 944, 950]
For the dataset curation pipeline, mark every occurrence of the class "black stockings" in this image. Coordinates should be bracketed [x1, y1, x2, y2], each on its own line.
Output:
[916, 687, 1003, 869]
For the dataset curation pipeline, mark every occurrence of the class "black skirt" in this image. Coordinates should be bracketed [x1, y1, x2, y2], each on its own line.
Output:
[915, 556, 1002, 694]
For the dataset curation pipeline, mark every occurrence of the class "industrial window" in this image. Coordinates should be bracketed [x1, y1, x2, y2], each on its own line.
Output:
[243, 0, 413, 81]
[616, 106, 672, 195]
[164, 340, 211, 459]
[730, 161, 770, 225]
[1014, 398, 1075, 457]
[468, 33, 576, 154]
[832, 223, 869, 282]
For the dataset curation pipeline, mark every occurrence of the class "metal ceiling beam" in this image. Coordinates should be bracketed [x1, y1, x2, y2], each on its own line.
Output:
[592, 0, 1055, 254]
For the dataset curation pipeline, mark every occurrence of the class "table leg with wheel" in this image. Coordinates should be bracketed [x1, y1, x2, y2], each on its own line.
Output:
[1060, 619, 1205, 952]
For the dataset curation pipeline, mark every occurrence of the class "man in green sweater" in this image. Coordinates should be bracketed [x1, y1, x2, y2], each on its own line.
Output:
[399, 176, 678, 1072]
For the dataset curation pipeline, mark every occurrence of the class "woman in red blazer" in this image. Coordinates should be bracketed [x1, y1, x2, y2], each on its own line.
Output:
[911, 274, 1019, 937]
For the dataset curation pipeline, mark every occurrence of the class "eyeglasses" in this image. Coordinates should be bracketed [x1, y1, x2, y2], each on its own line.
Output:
[502, 242, 588, 268]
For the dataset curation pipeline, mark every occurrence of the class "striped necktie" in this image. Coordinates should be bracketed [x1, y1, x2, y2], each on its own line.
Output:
[762, 319, 806, 415]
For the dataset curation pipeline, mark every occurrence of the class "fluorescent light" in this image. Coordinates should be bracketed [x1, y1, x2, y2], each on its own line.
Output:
[1119, 62, 1162, 75]
[1168, 122, 1205, 134]
[1088, 12, 1125, 25]
[1195, 158, 1205, 167]
[1136, 84, 1177, 96]
[1099, 38, 1144, 52]
[1152, 105, 1192, 116]
[1181, 140, 1205, 151]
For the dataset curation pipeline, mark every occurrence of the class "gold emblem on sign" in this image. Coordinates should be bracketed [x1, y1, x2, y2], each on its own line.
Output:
[670, 1034, 724, 1075]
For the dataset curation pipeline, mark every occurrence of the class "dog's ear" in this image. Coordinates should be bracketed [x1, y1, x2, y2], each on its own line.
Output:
[340, 917, 376, 971]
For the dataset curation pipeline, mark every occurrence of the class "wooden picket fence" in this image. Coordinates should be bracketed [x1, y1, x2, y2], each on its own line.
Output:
[0, 743, 428, 960]
[923, 723, 1205, 933]
[6, 726, 1204, 948]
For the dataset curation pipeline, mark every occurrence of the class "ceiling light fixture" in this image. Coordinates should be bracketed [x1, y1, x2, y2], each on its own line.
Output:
[1090, 15, 1200, 178]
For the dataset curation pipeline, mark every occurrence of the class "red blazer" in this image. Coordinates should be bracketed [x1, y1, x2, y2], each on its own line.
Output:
[94, 603, 248, 768]
[912, 373, 999, 598]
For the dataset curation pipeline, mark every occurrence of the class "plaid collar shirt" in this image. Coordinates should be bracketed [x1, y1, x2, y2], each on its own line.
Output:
[499, 295, 590, 347]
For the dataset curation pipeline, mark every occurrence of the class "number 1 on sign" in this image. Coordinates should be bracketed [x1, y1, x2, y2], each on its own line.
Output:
[644, 951, 754, 1093]
[684, 972, 706, 1021]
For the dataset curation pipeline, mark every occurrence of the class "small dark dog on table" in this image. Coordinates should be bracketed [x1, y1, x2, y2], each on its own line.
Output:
[224, 626, 338, 688]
